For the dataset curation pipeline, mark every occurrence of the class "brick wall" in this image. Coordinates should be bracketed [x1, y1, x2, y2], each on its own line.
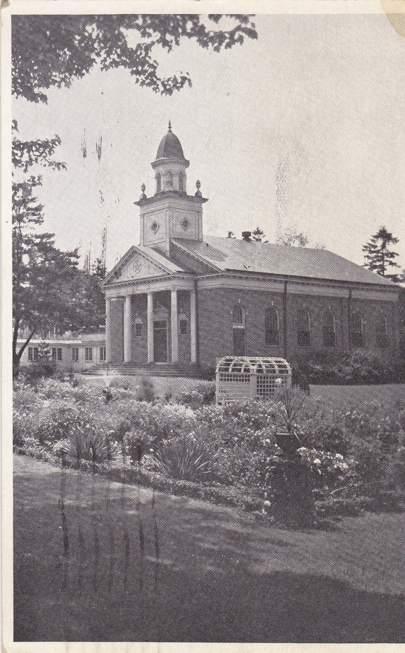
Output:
[197, 286, 398, 369]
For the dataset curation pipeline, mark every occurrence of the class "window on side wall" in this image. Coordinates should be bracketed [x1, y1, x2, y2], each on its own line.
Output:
[265, 307, 280, 345]
[350, 311, 365, 348]
[376, 313, 389, 348]
[72, 348, 79, 362]
[322, 310, 336, 347]
[179, 318, 188, 335]
[85, 347, 93, 361]
[297, 309, 311, 346]
[99, 346, 106, 361]
[57, 348, 62, 361]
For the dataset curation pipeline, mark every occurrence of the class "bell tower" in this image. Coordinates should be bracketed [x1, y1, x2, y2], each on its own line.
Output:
[135, 122, 207, 255]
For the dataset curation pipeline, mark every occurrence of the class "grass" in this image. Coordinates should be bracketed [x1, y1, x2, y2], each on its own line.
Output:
[310, 383, 405, 411]
[81, 372, 405, 405]
[14, 453, 405, 643]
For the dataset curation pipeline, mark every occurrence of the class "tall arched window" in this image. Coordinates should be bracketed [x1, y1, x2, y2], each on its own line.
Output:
[232, 304, 245, 326]
[179, 173, 185, 193]
[351, 311, 365, 347]
[156, 173, 162, 193]
[232, 304, 246, 355]
[265, 307, 279, 345]
[322, 309, 336, 347]
[297, 309, 311, 346]
[376, 313, 389, 348]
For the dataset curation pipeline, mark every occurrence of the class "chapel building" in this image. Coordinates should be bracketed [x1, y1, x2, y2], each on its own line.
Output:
[103, 124, 401, 373]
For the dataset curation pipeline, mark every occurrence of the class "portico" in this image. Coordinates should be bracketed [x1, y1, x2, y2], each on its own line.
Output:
[105, 280, 198, 365]
[103, 123, 400, 374]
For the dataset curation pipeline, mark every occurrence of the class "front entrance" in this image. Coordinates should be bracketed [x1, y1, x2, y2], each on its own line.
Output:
[153, 320, 168, 362]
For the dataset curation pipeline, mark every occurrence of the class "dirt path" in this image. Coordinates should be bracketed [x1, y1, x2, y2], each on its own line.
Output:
[13, 454, 405, 642]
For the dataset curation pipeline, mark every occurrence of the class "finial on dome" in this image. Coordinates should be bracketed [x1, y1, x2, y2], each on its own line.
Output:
[140, 183, 147, 200]
[168, 120, 172, 132]
[195, 179, 202, 197]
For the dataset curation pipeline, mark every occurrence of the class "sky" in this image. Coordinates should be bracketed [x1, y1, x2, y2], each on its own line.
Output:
[13, 12, 405, 271]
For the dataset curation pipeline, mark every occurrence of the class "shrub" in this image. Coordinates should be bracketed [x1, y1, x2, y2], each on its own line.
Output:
[18, 361, 56, 384]
[54, 430, 117, 467]
[122, 429, 154, 465]
[291, 350, 403, 385]
[177, 381, 216, 407]
[135, 377, 155, 402]
[152, 433, 216, 482]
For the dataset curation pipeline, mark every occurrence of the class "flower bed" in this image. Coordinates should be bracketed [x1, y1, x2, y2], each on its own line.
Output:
[13, 377, 405, 526]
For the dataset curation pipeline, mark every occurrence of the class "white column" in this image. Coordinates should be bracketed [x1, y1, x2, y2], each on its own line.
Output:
[105, 298, 112, 363]
[171, 289, 178, 363]
[190, 288, 197, 364]
[147, 292, 154, 363]
[123, 295, 132, 363]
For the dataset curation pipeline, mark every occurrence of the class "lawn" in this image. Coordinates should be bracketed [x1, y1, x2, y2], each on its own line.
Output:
[14, 453, 405, 643]
[310, 383, 405, 411]
[82, 372, 405, 406]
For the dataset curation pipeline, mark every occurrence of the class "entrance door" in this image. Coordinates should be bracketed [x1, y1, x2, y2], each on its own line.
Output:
[153, 320, 168, 362]
[233, 328, 246, 356]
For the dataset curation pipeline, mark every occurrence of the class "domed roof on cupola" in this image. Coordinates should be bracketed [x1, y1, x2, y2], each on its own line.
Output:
[155, 122, 188, 164]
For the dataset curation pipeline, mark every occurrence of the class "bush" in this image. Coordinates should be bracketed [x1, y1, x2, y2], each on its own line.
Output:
[177, 382, 216, 407]
[135, 377, 155, 402]
[18, 361, 56, 384]
[54, 430, 117, 467]
[122, 429, 154, 465]
[152, 433, 216, 482]
[291, 350, 404, 386]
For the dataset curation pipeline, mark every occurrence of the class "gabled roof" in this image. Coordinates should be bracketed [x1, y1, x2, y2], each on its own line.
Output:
[104, 244, 185, 285]
[174, 236, 396, 287]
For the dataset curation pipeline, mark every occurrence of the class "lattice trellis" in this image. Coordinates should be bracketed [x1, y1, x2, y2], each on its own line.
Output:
[216, 356, 292, 405]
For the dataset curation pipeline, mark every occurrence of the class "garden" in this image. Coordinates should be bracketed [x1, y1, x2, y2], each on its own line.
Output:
[13, 371, 405, 527]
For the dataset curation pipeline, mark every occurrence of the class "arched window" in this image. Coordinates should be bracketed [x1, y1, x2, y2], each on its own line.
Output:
[156, 173, 161, 193]
[179, 173, 185, 193]
[376, 313, 389, 348]
[351, 311, 365, 347]
[322, 309, 336, 347]
[232, 304, 246, 355]
[297, 309, 311, 346]
[265, 307, 279, 345]
[232, 304, 245, 327]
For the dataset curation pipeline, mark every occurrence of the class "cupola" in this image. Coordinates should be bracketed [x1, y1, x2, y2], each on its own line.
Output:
[151, 122, 189, 194]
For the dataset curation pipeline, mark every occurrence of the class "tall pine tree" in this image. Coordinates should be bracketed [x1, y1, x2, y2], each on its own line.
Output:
[362, 226, 400, 282]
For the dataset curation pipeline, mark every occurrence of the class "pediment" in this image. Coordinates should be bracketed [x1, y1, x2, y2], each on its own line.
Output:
[107, 247, 170, 283]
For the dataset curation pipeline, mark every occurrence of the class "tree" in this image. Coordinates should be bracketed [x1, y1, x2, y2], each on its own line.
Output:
[12, 125, 104, 374]
[276, 227, 309, 248]
[12, 15, 257, 103]
[252, 226, 266, 242]
[362, 226, 401, 282]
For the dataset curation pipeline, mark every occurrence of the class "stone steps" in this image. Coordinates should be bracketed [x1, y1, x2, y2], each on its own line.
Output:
[83, 363, 203, 378]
